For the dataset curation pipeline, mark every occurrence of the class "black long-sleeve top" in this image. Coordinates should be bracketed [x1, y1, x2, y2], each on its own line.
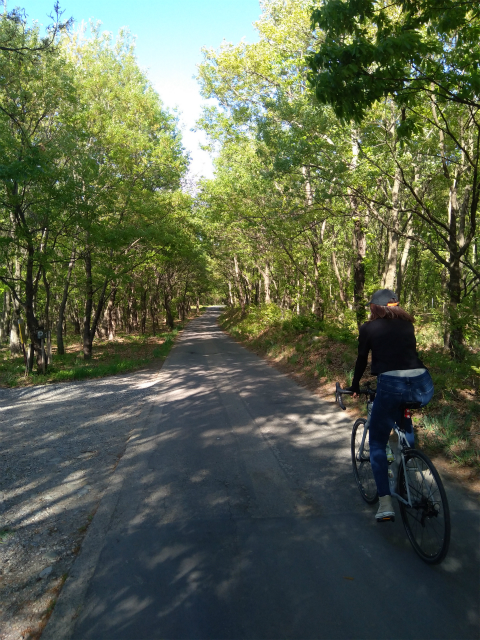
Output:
[351, 319, 425, 392]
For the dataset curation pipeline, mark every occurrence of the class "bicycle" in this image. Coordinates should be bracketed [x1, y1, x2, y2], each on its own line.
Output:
[335, 382, 451, 565]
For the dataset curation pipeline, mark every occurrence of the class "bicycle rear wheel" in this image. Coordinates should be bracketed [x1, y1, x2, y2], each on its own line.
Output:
[351, 418, 378, 504]
[397, 450, 450, 564]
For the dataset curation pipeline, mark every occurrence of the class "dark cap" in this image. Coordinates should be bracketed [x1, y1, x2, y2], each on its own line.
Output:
[366, 289, 399, 306]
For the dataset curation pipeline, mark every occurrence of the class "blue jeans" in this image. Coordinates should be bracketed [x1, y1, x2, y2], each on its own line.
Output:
[369, 370, 434, 496]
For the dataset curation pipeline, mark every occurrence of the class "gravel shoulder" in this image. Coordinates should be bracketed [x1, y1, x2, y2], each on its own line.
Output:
[0, 364, 166, 640]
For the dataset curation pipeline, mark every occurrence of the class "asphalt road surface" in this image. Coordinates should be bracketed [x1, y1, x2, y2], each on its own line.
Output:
[44, 307, 480, 640]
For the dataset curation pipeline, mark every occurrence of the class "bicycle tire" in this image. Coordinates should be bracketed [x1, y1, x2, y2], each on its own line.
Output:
[351, 418, 378, 504]
[397, 449, 450, 564]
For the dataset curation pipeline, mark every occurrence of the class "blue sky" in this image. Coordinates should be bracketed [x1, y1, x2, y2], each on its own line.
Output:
[16, 0, 261, 178]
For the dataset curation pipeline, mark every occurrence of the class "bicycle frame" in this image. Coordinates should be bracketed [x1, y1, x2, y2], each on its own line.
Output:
[341, 381, 451, 564]
[389, 428, 412, 507]
[357, 400, 372, 463]
[339, 382, 438, 510]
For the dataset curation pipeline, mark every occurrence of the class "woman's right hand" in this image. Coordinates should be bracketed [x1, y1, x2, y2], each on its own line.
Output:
[346, 386, 359, 399]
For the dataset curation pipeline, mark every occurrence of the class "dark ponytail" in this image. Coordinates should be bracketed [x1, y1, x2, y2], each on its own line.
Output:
[369, 299, 415, 322]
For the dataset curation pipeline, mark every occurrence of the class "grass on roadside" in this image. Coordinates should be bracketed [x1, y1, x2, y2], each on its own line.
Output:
[0, 322, 186, 388]
[220, 304, 480, 473]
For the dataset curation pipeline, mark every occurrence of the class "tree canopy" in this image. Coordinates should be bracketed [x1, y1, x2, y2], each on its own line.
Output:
[0, 10, 213, 370]
[0, 0, 478, 372]
[308, 0, 480, 121]
[195, 0, 479, 358]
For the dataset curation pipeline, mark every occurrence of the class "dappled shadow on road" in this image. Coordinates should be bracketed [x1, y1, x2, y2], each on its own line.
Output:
[0, 370, 164, 530]
[0, 366, 170, 637]
[69, 309, 479, 640]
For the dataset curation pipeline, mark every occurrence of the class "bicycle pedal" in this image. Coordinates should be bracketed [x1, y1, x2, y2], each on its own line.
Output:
[376, 516, 395, 523]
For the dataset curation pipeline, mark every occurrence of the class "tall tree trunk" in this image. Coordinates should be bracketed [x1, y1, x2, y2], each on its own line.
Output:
[263, 263, 271, 303]
[10, 258, 22, 355]
[242, 273, 250, 306]
[24, 243, 43, 370]
[180, 279, 189, 321]
[83, 248, 94, 359]
[312, 259, 324, 320]
[97, 309, 108, 339]
[302, 165, 324, 318]
[254, 277, 260, 305]
[56, 246, 76, 356]
[381, 229, 399, 290]
[164, 292, 174, 330]
[126, 283, 137, 333]
[431, 101, 468, 357]
[140, 287, 147, 334]
[83, 247, 108, 360]
[42, 267, 51, 331]
[126, 294, 133, 333]
[6, 194, 41, 369]
[310, 222, 326, 319]
[0, 290, 10, 342]
[446, 173, 465, 357]
[233, 255, 245, 312]
[296, 275, 301, 316]
[150, 296, 158, 335]
[353, 217, 367, 326]
[107, 284, 117, 340]
[350, 134, 367, 327]
[9, 312, 21, 355]
[447, 254, 464, 358]
[331, 251, 347, 305]
[396, 224, 412, 301]
[381, 148, 403, 290]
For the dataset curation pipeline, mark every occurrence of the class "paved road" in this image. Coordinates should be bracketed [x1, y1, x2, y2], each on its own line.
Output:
[45, 308, 479, 640]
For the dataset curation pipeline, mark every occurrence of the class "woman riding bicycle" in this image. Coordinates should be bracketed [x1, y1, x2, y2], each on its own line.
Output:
[348, 289, 434, 521]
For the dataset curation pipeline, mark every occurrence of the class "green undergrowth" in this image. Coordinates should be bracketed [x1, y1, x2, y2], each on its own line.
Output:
[0, 324, 185, 388]
[220, 304, 480, 472]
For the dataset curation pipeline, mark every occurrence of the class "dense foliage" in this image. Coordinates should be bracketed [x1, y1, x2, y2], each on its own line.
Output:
[196, 0, 479, 360]
[1, 0, 479, 379]
[0, 9, 213, 371]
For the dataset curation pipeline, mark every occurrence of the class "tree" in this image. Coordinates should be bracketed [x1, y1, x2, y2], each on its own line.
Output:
[0, 15, 192, 369]
[308, 0, 480, 355]
[0, 14, 78, 369]
[0, 3, 72, 55]
[66, 25, 188, 358]
[308, 0, 480, 121]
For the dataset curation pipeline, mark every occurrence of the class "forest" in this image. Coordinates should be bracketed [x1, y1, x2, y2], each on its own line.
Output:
[196, 0, 479, 358]
[0, 0, 479, 384]
[0, 4, 213, 375]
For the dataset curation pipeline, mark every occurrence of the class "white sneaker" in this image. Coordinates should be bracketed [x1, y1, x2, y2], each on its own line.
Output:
[376, 495, 395, 522]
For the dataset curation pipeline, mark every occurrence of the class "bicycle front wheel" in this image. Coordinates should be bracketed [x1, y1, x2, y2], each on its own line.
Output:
[351, 418, 378, 504]
[397, 450, 450, 564]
